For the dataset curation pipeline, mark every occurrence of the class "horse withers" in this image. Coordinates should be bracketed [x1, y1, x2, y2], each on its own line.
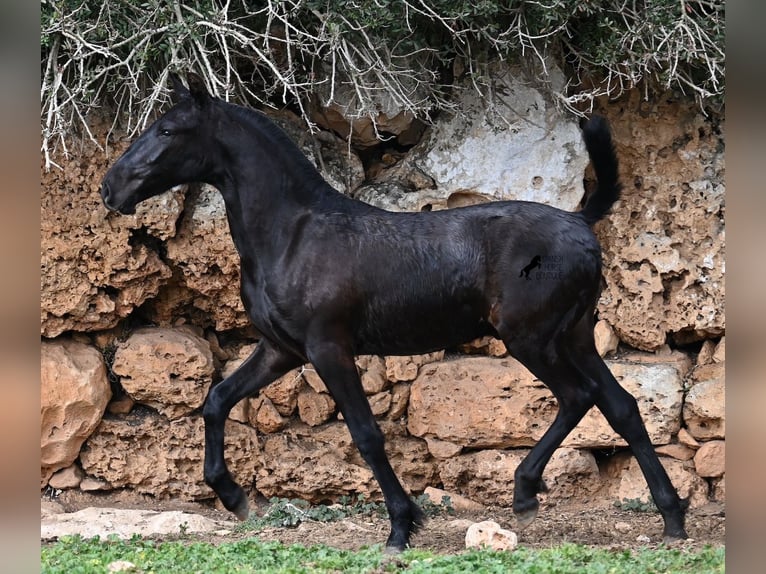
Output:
[101, 74, 688, 551]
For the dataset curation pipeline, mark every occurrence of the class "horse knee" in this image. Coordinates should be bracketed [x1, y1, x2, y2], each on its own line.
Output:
[600, 391, 645, 439]
[353, 423, 385, 461]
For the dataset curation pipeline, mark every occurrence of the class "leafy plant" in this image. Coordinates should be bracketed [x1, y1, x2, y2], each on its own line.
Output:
[614, 496, 659, 513]
[42, 536, 725, 574]
[239, 493, 454, 531]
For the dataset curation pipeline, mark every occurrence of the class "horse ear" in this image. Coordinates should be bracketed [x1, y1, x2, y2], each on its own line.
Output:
[169, 73, 190, 103]
[186, 73, 211, 107]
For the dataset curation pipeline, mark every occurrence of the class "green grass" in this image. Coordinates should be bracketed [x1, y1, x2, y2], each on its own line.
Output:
[42, 536, 724, 574]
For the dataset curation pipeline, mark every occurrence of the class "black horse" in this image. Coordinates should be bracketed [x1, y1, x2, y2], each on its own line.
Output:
[101, 74, 687, 551]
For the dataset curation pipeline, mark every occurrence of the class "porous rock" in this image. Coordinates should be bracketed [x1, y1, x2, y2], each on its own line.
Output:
[465, 520, 518, 551]
[407, 355, 684, 450]
[80, 411, 260, 500]
[41, 339, 111, 486]
[111, 327, 214, 419]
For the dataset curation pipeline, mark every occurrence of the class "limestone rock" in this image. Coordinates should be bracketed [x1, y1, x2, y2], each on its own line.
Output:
[684, 377, 725, 440]
[368, 391, 391, 417]
[41, 507, 231, 541]
[712, 337, 725, 362]
[297, 388, 336, 427]
[678, 428, 701, 449]
[595, 95, 724, 350]
[594, 320, 619, 357]
[256, 426, 377, 502]
[604, 453, 709, 509]
[40, 140, 180, 336]
[694, 440, 725, 478]
[459, 336, 507, 357]
[408, 356, 683, 450]
[41, 339, 111, 486]
[162, 185, 246, 330]
[387, 383, 411, 420]
[696, 340, 716, 366]
[301, 367, 327, 393]
[111, 327, 214, 419]
[374, 61, 589, 213]
[385, 351, 444, 382]
[439, 448, 600, 506]
[425, 437, 462, 459]
[544, 448, 601, 501]
[263, 368, 305, 416]
[655, 443, 696, 461]
[712, 475, 725, 501]
[253, 397, 288, 434]
[357, 355, 389, 395]
[80, 411, 260, 500]
[385, 433, 438, 494]
[423, 486, 483, 512]
[408, 357, 555, 449]
[465, 520, 518, 551]
[48, 464, 85, 489]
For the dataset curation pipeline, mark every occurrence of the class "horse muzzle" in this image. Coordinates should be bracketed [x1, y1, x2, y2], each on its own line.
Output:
[100, 182, 136, 215]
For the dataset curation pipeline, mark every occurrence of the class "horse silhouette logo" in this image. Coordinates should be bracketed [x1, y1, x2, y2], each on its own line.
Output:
[519, 255, 542, 279]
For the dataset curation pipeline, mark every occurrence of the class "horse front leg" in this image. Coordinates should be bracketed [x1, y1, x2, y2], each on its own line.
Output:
[203, 339, 301, 520]
[307, 337, 424, 552]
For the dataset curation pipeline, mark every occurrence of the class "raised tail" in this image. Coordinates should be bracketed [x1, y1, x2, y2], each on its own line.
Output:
[579, 115, 622, 225]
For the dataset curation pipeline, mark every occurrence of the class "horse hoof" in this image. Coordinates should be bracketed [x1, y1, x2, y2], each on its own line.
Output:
[662, 530, 688, 544]
[232, 497, 250, 521]
[384, 545, 404, 555]
[514, 507, 538, 529]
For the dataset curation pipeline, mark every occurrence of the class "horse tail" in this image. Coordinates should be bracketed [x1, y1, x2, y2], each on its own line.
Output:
[579, 115, 623, 226]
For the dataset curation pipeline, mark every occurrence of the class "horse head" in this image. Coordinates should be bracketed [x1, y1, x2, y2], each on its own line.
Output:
[101, 73, 215, 214]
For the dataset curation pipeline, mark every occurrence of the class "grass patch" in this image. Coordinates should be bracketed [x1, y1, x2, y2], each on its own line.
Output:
[42, 536, 724, 574]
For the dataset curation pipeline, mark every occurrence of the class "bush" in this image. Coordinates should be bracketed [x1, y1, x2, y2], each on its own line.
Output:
[41, 0, 724, 166]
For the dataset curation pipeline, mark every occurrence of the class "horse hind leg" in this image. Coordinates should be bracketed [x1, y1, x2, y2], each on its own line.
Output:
[501, 338, 598, 529]
[575, 350, 688, 541]
[202, 340, 301, 520]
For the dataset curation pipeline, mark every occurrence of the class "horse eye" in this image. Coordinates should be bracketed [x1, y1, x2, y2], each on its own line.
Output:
[159, 128, 171, 136]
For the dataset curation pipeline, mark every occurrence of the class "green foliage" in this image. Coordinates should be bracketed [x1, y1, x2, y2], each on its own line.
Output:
[614, 496, 660, 513]
[41, 536, 725, 574]
[238, 493, 454, 531]
[41, 0, 724, 166]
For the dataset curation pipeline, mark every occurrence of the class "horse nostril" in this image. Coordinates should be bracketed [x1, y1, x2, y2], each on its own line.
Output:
[101, 182, 116, 210]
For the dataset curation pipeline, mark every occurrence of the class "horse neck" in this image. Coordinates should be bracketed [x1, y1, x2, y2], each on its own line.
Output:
[207, 105, 339, 264]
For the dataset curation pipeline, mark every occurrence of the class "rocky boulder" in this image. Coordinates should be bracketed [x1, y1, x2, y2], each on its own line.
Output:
[80, 411, 259, 500]
[407, 355, 684, 450]
[594, 94, 724, 350]
[439, 447, 601, 507]
[41, 339, 111, 486]
[359, 61, 589, 213]
[40, 138, 182, 337]
[111, 327, 214, 419]
[683, 375, 725, 441]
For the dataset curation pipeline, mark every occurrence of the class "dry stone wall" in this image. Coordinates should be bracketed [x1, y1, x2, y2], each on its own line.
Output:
[40, 61, 724, 511]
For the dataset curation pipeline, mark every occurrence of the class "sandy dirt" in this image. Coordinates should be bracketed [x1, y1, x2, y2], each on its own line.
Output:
[43, 489, 725, 554]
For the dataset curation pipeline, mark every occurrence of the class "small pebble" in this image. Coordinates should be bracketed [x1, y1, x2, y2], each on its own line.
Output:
[614, 521, 631, 533]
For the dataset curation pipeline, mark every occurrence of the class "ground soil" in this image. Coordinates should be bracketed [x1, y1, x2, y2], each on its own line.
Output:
[46, 489, 725, 554]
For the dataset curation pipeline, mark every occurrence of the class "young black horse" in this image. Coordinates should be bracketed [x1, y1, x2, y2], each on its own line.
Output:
[101, 74, 687, 551]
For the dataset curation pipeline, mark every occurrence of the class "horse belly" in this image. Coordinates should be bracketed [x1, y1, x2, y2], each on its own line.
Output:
[356, 297, 495, 356]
